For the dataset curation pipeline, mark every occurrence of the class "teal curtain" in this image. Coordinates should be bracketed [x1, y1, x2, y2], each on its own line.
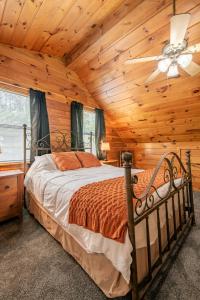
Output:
[71, 101, 84, 150]
[95, 108, 106, 159]
[30, 89, 50, 162]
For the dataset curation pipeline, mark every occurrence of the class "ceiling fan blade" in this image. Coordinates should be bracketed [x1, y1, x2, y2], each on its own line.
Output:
[170, 14, 191, 46]
[184, 43, 200, 54]
[181, 61, 200, 76]
[145, 69, 160, 83]
[125, 55, 163, 64]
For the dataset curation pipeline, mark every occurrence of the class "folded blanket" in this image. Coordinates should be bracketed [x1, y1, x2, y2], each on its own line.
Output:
[68, 169, 164, 243]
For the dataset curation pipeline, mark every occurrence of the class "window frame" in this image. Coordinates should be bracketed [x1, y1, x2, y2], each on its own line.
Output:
[83, 107, 96, 155]
[0, 86, 30, 163]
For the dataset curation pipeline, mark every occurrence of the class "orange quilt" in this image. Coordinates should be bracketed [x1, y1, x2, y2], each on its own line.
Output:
[68, 169, 164, 243]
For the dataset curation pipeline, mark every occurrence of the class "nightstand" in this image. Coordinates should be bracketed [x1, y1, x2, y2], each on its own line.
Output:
[100, 159, 119, 167]
[0, 170, 24, 222]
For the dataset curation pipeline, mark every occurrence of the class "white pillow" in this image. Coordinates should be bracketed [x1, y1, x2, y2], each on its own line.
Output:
[34, 154, 57, 171]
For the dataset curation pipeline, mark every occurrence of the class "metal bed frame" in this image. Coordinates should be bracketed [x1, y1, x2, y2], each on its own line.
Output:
[123, 151, 195, 299]
[23, 124, 93, 172]
[23, 124, 195, 299]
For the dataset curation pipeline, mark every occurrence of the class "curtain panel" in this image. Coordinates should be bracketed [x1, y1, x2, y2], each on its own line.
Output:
[71, 101, 84, 150]
[30, 88, 50, 162]
[95, 108, 106, 159]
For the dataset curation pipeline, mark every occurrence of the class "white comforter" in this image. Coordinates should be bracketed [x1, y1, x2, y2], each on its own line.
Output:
[24, 156, 182, 283]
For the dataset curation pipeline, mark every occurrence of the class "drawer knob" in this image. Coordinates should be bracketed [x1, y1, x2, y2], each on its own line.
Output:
[5, 185, 10, 190]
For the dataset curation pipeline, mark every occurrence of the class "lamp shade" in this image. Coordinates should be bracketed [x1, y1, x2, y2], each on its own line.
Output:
[0, 145, 2, 154]
[101, 142, 110, 151]
[158, 58, 171, 72]
[167, 63, 179, 78]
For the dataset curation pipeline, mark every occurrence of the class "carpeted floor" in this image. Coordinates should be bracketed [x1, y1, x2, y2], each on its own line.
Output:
[0, 193, 200, 300]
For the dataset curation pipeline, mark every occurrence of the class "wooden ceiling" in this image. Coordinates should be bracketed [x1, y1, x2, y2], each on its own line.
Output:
[0, 0, 200, 143]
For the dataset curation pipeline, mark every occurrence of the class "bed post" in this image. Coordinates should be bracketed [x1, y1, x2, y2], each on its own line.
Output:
[185, 150, 196, 225]
[123, 152, 139, 300]
[23, 124, 27, 174]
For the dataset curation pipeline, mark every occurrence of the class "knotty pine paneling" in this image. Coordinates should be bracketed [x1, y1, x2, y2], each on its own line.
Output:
[0, 43, 125, 168]
[0, 0, 126, 56]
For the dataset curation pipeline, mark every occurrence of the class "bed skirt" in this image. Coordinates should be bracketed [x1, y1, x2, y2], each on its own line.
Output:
[27, 192, 184, 298]
[27, 193, 130, 298]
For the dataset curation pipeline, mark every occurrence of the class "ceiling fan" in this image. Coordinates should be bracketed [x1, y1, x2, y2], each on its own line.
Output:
[125, 0, 200, 83]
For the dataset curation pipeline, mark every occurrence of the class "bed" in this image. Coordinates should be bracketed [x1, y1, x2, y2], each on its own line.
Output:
[23, 125, 195, 299]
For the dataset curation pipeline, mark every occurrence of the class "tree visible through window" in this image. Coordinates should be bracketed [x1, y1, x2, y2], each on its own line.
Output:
[83, 109, 96, 155]
[0, 89, 30, 162]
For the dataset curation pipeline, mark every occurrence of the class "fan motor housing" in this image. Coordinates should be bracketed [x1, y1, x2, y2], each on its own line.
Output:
[163, 40, 187, 58]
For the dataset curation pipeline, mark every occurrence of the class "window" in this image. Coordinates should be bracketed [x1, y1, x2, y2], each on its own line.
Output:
[83, 109, 96, 155]
[0, 89, 30, 162]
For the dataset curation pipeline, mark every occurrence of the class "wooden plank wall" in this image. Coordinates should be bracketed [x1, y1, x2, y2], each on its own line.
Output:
[126, 142, 200, 191]
[0, 43, 125, 169]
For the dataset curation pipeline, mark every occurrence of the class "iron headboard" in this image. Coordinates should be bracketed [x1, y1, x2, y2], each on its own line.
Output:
[23, 124, 93, 173]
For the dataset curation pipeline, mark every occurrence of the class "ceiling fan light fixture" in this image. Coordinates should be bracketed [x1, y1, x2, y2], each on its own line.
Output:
[158, 58, 171, 72]
[177, 53, 192, 68]
[167, 63, 179, 78]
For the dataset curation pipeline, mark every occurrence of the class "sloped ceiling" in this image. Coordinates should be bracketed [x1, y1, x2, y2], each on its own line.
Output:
[0, 0, 200, 143]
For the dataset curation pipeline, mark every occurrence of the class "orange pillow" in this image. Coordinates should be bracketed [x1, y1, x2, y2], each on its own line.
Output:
[75, 152, 101, 168]
[51, 152, 82, 171]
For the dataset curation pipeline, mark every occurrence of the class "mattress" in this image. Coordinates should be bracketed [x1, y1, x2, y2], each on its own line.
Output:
[24, 159, 183, 284]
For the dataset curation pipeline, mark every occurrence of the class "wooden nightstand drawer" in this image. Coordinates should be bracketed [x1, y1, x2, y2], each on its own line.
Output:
[0, 170, 24, 222]
[0, 195, 18, 220]
[0, 177, 18, 196]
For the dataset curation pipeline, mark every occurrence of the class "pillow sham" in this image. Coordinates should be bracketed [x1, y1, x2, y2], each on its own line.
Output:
[75, 152, 101, 168]
[51, 152, 82, 171]
[34, 154, 57, 171]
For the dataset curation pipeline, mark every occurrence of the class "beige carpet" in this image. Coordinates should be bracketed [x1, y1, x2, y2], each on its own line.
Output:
[0, 193, 200, 300]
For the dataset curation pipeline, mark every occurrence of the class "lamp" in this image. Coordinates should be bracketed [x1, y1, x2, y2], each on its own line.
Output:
[167, 62, 179, 78]
[101, 142, 110, 161]
[158, 58, 171, 72]
[0, 145, 2, 154]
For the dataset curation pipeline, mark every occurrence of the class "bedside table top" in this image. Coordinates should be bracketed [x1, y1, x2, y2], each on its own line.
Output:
[100, 159, 118, 163]
[0, 169, 24, 178]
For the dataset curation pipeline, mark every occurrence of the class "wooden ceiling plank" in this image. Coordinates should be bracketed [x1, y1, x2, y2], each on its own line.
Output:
[106, 95, 200, 120]
[40, 0, 96, 56]
[108, 103, 200, 126]
[88, 24, 200, 93]
[0, 0, 7, 23]
[63, 0, 126, 56]
[104, 90, 200, 113]
[119, 125, 200, 137]
[82, 0, 200, 71]
[32, 0, 76, 51]
[113, 116, 200, 132]
[10, 0, 51, 47]
[79, 4, 200, 88]
[94, 72, 200, 106]
[68, 0, 171, 69]
[92, 62, 200, 104]
[64, 0, 143, 63]
[0, 0, 25, 43]
[46, 0, 125, 57]
[21, 0, 74, 50]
